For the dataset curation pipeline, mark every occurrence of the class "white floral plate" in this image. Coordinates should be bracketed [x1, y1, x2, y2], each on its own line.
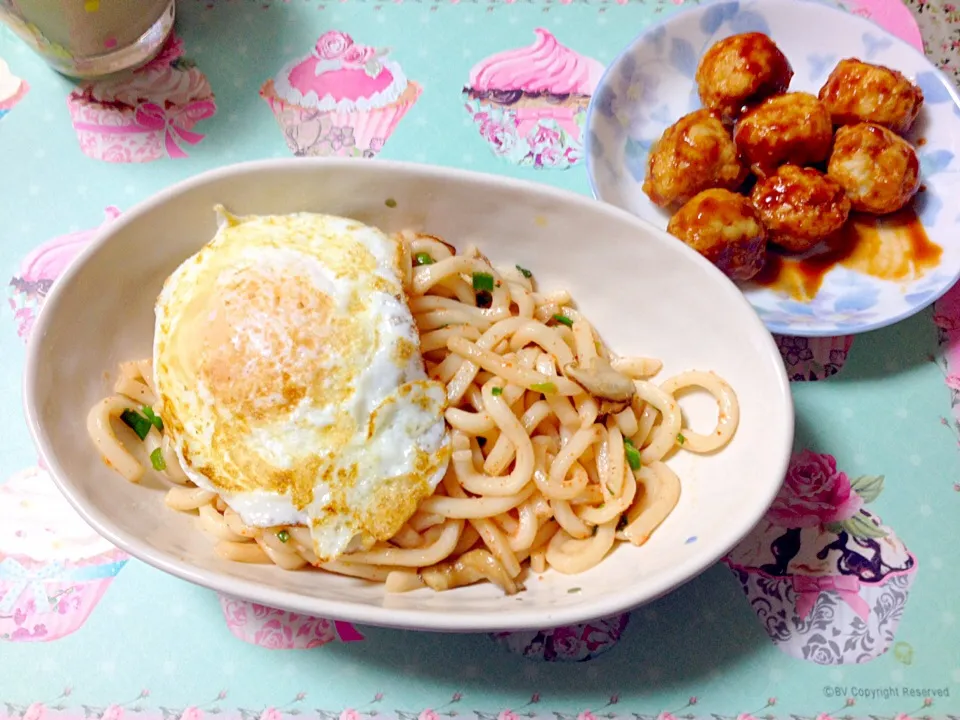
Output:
[585, 0, 960, 337]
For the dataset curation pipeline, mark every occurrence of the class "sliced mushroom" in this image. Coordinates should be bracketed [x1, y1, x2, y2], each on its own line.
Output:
[598, 399, 632, 415]
[419, 549, 522, 595]
[563, 356, 636, 402]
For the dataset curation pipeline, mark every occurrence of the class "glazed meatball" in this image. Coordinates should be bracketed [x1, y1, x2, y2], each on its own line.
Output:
[642, 109, 748, 208]
[667, 189, 767, 281]
[827, 123, 920, 214]
[819, 58, 924, 135]
[751, 165, 851, 253]
[734, 92, 834, 177]
[696, 32, 794, 121]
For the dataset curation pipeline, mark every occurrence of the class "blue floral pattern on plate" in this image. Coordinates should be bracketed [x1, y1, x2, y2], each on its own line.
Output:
[585, 0, 960, 337]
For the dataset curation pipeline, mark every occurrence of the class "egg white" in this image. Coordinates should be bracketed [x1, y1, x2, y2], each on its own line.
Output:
[153, 210, 450, 562]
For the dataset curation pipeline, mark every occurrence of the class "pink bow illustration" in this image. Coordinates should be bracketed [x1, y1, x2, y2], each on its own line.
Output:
[133, 100, 216, 158]
[792, 574, 870, 621]
[333, 620, 364, 642]
[515, 107, 581, 140]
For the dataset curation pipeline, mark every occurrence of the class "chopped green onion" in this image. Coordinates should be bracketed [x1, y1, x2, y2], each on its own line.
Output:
[552, 313, 573, 328]
[384, 198, 398, 208]
[516, 265, 533, 279]
[491, 386, 503, 396]
[677, 433, 686, 445]
[277, 530, 290, 544]
[477, 437, 487, 448]
[624, 438, 642, 471]
[149, 447, 166, 471]
[414, 252, 434, 266]
[567, 587, 581, 594]
[120, 409, 152, 441]
[530, 382, 557, 394]
[142, 406, 163, 432]
[472, 272, 495, 293]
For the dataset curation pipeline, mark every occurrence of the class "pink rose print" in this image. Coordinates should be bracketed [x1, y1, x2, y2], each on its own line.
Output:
[946, 374, 960, 391]
[577, 713, 596, 720]
[179, 708, 204, 720]
[657, 714, 678, 720]
[316, 31, 353, 59]
[498, 712, 518, 720]
[529, 125, 561, 149]
[253, 619, 295, 649]
[221, 598, 248, 627]
[478, 118, 516, 155]
[534, 146, 562, 168]
[767, 450, 863, 528]
[340, 711, 361, 720]
[101, 706, 124, 720]
[736, 715, 760, 720]
[23, 703, 46, 720]
[251, 602, 277, 620]
[563, 145, 582, 165]
[418, 712, 439, 720]
[551, 625, 582, 656]
[101, 144, 135, 164]
[260, 709, 283, 720]
[342, 45, 376, 66]
[815, 714, 837, 720]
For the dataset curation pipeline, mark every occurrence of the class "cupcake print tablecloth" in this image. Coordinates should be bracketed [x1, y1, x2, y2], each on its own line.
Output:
[1, 0, 960, 716]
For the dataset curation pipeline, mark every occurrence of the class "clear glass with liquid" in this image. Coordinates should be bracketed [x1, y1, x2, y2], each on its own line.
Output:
[0, 0, 175, 78]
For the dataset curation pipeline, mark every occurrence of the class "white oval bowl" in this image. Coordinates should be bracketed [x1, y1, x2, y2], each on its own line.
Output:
[23, 159, 794, 632]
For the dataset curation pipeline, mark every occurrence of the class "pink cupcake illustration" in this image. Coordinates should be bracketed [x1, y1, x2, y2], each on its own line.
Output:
[724, 450, 917, 665]
[0, 57, 28, 120]
[0, 466, 128, 642]
[66, 34, 216, 163]
[490, 612, 630, 662]
[463, 29, 604, 169]
[8, 206, 121, 341]
[260, 30, 421, 158]
[218, 595, 365, 650]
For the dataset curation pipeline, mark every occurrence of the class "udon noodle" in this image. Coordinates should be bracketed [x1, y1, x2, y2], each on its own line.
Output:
[87, 232, 739, 594]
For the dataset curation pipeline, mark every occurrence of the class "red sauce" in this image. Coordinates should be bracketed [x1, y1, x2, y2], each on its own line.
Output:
[752, 207, 941, 300]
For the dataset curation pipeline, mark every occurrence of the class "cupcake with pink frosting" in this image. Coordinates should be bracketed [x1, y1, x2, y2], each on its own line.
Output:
[0, 57, 28, 119]
[0, 466, 128, 642]
[66, 34, 216, 163]
[724, 451, 917, 665]
[463, 29, 605, 169]
[8, 206, 121, 342]
[260, 30, 421, 158]
[218, 595, 365, 649]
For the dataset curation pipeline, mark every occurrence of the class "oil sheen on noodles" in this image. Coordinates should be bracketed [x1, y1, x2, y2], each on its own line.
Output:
[86, 232, 740, 595]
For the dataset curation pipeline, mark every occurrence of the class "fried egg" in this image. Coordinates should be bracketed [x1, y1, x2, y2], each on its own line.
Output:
[153, 209, 450, 563]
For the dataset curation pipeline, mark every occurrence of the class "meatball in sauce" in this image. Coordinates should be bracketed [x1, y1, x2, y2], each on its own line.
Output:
[734, 92, 834, 178]
[667, 188, 768, 281]
[642, 109, 748, 208]
[696, 32, 794, 121]
[819, 59, 924, 135]
[751, 165, 851, 253]
[827, 123, 920, 214]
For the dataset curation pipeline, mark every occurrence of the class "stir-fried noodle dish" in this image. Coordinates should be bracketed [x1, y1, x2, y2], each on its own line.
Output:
[87, 210, 739, 595]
